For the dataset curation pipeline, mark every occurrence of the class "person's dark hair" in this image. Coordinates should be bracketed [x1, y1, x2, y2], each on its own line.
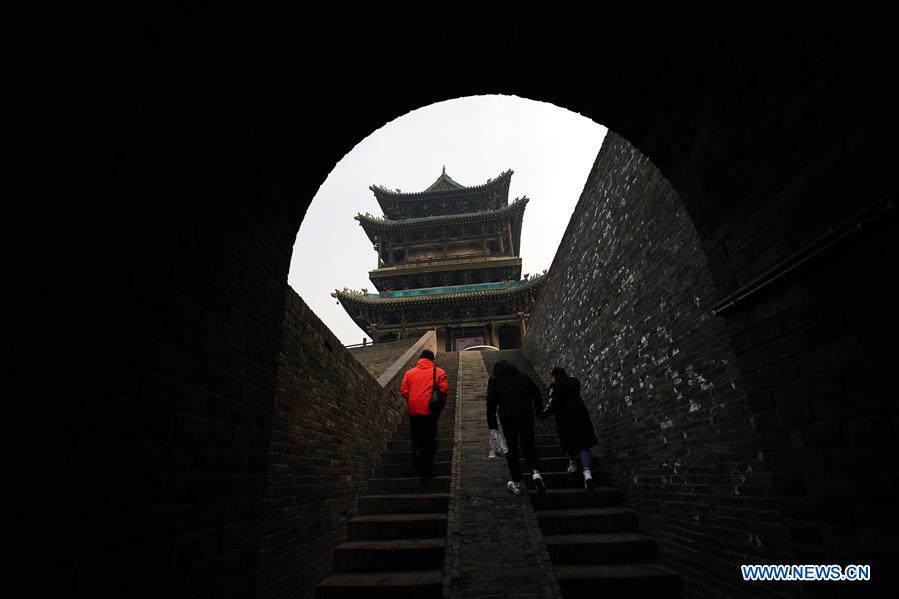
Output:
[420, 349, 435, 361]
[550, 366, 567, 379]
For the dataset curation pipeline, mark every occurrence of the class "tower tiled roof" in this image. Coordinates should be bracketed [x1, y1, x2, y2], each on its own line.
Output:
[423, 166, 465, 192]
[331, 274, 546, 306]
[356, 197, 528, 255]
[370, 169, 512, 201]
[355, 197, 528, 231]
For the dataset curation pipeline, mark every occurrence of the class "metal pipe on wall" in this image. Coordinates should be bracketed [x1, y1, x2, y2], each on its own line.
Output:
[711, 190, 897, 316]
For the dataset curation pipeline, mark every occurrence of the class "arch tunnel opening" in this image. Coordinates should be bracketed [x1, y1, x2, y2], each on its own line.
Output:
[274, 87, 897, 596]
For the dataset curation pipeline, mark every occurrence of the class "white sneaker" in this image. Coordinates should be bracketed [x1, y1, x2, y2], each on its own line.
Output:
[532, 470, 547, 494]
[506, 480, 524, 495]
[488, 449, 497, 459]
[566, 460, 577, 473]
[583, 468, 595, 491]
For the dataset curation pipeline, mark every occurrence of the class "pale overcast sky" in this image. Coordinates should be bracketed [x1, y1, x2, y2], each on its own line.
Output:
[289, 95, 607, 345]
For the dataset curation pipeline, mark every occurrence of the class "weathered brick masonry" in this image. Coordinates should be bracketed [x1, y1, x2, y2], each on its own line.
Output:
[524, 132, 787, 597]
[524, 132, 896, 597]
[257, 289, 434, 599]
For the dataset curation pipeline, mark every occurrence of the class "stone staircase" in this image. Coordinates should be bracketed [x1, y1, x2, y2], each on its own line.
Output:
[315, 353, 459, 599]
[480, 349, 681, 597]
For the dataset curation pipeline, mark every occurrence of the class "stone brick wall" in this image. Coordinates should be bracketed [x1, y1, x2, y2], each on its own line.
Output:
[349, 337, 420, 379]
[256, 289, 435, 599]
[7, 35, 296, 597]
[524, 133, 793, 597]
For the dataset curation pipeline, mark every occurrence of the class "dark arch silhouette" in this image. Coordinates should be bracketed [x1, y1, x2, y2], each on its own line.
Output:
[8, 4, 897, 597]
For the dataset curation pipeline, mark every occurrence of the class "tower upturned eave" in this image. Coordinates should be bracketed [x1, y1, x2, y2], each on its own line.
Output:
[370, 169, 513, 220]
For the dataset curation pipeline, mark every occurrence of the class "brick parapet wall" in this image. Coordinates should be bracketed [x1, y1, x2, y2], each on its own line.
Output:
[349, 337, 420, 380]
[256, 289, 434, 599]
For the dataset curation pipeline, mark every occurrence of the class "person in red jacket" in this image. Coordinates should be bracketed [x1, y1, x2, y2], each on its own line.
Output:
[401, 349, 448, 482]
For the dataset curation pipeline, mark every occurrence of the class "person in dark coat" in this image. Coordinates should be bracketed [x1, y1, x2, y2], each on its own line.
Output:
[541, 366, 598, 490]
[486, 360, 547, 495]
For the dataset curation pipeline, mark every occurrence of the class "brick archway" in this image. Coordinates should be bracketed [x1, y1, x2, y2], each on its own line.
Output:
[9, 4, 897, 597]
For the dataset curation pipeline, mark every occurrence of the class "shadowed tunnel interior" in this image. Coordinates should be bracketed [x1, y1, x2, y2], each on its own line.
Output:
[6, 4, 898, 598]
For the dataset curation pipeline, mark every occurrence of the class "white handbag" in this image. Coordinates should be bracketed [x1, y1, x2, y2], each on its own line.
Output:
[488, 428, 509, 458]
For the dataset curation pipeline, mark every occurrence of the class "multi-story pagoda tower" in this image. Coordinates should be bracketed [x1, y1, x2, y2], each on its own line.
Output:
[333, 168, 545, 351]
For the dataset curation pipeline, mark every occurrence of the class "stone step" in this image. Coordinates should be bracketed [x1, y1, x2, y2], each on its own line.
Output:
[334, 538, 445, 571]
[493, 432, 561, 446]
[395, 413, 455, 427]
[533, 425, 559, 436]
[521, 470, 608, 489]
[357, 493, 449, 515]
[544, 533, 658, 564]
[387, 439, 453, 452]
[346, 513, 447, 541]
[382, 449, 452, 464]
[554, 563, 680, 597]
[367, 476, 451, 494]
[379, 461, 452, 478]
[537, 507, 638, 535]
[486, 419, 559, 433]
[519, 455, 596, 472]
[316, 569, 443, 599]
[483, 356, 545, 378]
[535, 444, 567, 458]
[391, 427, 455, 441]
[530, 487, 623, 510]
[394, 419, 456, 431]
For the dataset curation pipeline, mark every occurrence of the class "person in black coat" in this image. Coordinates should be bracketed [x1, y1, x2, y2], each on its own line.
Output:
[541, 366, 598, 490]
[486, 360, 547, 495]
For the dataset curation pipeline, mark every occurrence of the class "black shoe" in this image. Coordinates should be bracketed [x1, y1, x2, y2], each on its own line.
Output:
[532, 472, 547, 494]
